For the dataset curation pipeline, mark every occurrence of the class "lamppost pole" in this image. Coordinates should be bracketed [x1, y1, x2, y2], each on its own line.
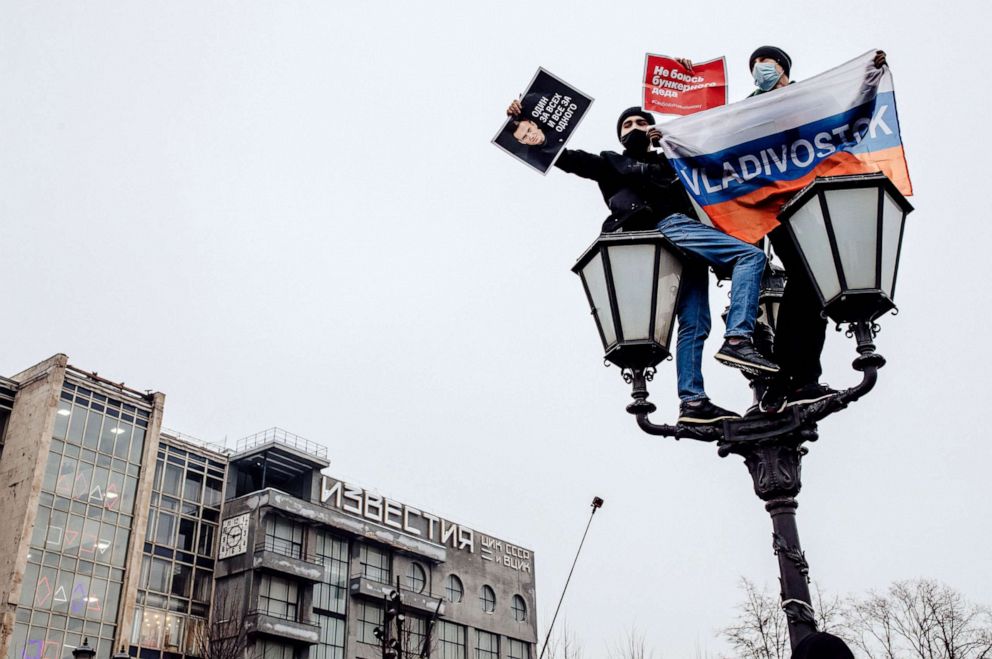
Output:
[633, 354, 881, 649]
[739, 436, 815, 646]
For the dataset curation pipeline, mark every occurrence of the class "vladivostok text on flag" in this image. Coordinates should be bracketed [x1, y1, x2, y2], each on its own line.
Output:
[658, 50, 912, 244]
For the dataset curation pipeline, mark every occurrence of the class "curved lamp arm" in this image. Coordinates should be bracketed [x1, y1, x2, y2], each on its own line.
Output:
[799, 320, 886, 426]
[623, 368, 723, 442]
[623, 320, 886, 441]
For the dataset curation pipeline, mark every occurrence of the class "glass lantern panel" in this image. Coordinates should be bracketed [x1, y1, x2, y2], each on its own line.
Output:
[880, 191, 905, 298]
[788, 197, 842, 302]
[580, 252, 616, 349]
[607, 244, 657, 341]
[652, 248, 682, 348]
[825, 188, 878, 290]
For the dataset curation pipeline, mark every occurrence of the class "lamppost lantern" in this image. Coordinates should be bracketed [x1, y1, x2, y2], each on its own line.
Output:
[71, 639, 95, 659]
[777, 173, 912, 328]
[572, 231, 685, 371]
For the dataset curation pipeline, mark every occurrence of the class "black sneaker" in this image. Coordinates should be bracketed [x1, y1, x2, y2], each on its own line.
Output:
[678, 399, 741, 425]
[787, 382, 839, 407]
[715, 338, 781, 375]
[759, 385, 788, 414]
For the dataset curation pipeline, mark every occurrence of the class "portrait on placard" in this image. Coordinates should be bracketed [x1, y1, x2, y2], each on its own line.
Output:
[492, 68, 593, 174]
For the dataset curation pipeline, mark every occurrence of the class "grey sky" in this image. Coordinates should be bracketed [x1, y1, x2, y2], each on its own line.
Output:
[3, 1, 990, 656]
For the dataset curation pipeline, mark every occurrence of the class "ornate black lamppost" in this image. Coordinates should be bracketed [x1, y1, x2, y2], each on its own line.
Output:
[573, 173, 912, 652]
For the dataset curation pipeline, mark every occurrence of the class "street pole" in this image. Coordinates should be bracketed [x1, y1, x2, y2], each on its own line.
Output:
[631, 363, 880, 654]
[537, 497, 604, 659]
[738, 439, 816, 648]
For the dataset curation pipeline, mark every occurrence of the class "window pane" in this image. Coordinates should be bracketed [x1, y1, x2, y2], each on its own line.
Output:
[511, 594, 527, 621]
[192, 570, 212, 603]
[359, 545, 390, 584]
[54, 401, 72, 440]
[162, 465, 182, 497]
[43, 450, 61, 494]
[155, 513, 175, 546]
[204, 478, 223, 508]
[313, 613, 345, 659]
[197, 524, 215, 557]
[445, 575, 463, 603]
[177, 519, 196, 552]
[183, 472, 202, 504]
[67, 405, 87, 444]
[130, 426, 146, 464]
[83, 410, 103, 449]
[112, 424, 132, 460]
[171, 564, 192, 599]
[508, 639, 529, 659]
[439, 621, 467, 659]
[357, 602, 383, 644]
[147, 558, 169, 593]
[260, 575, 298, 620]
[406, 562, 426, 593]
[476, 630, 498, 659]
[480, 585, 495, 613]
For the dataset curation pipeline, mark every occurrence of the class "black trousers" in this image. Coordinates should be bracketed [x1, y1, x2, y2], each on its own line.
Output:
[768, 225, 827, 387]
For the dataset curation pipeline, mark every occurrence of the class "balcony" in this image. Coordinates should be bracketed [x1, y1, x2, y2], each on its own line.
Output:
[245, 609, 321, 645]
[253, 540, 325, 583]
[349, 576, 446, 617]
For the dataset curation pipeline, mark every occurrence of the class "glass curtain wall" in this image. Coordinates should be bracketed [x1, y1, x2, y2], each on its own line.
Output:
[131, 440, 225, 659]
[9, 383, 150, 659]
[311, 530, 347, 659]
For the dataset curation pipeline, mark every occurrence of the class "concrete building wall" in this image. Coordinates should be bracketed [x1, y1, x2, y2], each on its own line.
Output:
[0, 355, 68, 659]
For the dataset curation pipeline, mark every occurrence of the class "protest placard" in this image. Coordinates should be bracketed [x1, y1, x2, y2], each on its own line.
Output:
[493, 68, 593, 175]
[642, 55, 727, 116]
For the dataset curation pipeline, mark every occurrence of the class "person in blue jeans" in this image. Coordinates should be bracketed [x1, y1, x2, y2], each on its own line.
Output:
[506, 101, 779, 424]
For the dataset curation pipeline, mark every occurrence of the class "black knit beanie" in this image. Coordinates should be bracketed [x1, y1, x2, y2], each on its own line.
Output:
[749, 46, 792, 77]
[616, 106, 656, 141]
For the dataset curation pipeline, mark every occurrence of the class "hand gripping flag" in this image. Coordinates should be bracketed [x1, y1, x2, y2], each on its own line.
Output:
[659, 50, 912, 244]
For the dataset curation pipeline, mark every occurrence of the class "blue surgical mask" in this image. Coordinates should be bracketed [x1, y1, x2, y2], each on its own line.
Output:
[752, 62, 782, 91]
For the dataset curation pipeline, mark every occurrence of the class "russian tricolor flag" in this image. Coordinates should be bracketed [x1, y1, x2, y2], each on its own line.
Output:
[660, 50, 912, 244]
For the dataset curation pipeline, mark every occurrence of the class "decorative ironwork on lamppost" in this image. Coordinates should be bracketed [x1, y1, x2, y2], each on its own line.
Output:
[572, 173, 912, 652]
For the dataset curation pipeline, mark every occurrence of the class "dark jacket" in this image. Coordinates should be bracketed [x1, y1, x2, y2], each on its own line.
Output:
[554, 147, 697, 232]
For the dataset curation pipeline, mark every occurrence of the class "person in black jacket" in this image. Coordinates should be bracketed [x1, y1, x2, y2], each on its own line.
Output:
[507, 101, 778, 424]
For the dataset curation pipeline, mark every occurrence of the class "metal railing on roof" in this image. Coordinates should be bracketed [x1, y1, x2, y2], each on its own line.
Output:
[236, 427, 328, 459]
[159, 427, 231, 456]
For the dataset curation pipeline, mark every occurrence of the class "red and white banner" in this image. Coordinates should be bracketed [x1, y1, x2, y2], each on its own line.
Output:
[642, 54, 727, 116]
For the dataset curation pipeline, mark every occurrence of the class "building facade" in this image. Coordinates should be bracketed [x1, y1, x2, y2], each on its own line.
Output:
[0, 355, 538, 659]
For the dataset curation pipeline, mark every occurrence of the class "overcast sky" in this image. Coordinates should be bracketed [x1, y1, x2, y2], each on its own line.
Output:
[3, 1, 991, 656]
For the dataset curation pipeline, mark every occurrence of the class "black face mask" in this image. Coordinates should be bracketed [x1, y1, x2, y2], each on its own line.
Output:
[620, 128, 650, 152]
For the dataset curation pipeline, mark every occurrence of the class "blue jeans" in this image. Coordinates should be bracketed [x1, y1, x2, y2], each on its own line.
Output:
[656, 213, 766, 402]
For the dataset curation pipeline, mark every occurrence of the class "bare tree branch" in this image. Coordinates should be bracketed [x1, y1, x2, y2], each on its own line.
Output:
[607, 626, 656, 659]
